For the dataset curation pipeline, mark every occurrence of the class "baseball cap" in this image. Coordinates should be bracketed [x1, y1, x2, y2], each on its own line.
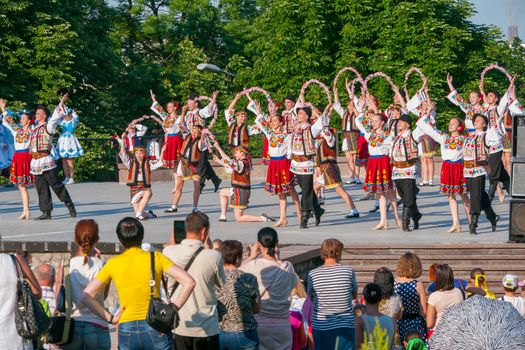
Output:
[502, 274, 519, 289]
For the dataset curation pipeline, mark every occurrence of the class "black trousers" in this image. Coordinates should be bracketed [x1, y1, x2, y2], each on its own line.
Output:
[466, 175, 496, 217]
[395, 178, 420, 219]
[34, 168, 73, 212]
[295, 173, 320, 213]
[488, 151, 510, 191]
[173, 333, 219, 350]
[198, 150, 220, 186]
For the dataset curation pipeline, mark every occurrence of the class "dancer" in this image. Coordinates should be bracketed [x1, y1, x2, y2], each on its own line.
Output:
[355, 93, 401, 230]
[0, 107, 14, 171]
[447, 73, 488, 133]
[417, 108, 471, 233]
[150, 90, 183, 169]
[333, 88, 363, 184]
[282, 95, 297, 134]
[123, 123, 148, 154]
[225, 92, 261, 149]
[116, 134, 164, 220]
[29, 94, 76, 220]
[209, 135, 275, 223]
[252, 101, 301, 227]
[0, 101, 32, 219]
[463, 113, 505, 234]
[390, 113, 423, 231]
[56, 107, 84, 185]
[184, 92, 222, 193]
[479, 79, 513, 201]
[290, 104, 327, 229]
[312, 122, 360, 219]
[171, 124, 208, 212]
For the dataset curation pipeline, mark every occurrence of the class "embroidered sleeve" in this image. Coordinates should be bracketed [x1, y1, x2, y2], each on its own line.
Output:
[333, 101, 345, 117]
[486, 126, 503, 147]
[311, 114, 328, 138]
[200, 102, 215, 119]
[406, 91, 426, 115]
[255, 113, 271, 138]
[119, 149, 131, 169]
[71, 110, 80, 128]
[247, 124, 261, 135]
[224, 109, 235, 127]
[2, 110, 18, 135]
[226, 158, 244, 174]
[47, 105, 67, 134]
[447, 90, 469, 114]
[355, 113, 371, 140]
[150, 101, 168, 121]
[498, 91, 510, 118]
[416, 116, 445, 145]
[135, 124, 148, 137]
[322, 127, 336, 147]
[509, 99, 524, 116]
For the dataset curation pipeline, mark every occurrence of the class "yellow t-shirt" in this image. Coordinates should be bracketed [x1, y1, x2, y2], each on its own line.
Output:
[96, 247, 174, 324]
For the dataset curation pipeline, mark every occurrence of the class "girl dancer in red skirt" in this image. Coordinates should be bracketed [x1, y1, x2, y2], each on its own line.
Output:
[355, 93, 400, 230]
[0, 99, 34, 219]
[253, 104, 301, 227]
[417, 110, 471, 233]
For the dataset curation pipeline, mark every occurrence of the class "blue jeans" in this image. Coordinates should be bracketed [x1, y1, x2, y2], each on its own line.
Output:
[312, 327, 355, 350]
[118, 320, 172, 350]
[63, 320, 111, 350]
[220, 329, 258, 350]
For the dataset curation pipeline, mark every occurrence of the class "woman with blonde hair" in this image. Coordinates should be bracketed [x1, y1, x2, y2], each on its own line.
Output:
[394, 253, 428, 343]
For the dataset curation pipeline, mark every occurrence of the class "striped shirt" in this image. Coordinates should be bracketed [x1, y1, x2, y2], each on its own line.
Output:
[307, 264, 357, 331]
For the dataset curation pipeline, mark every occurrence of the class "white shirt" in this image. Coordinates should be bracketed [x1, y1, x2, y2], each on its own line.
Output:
[390, 128, 424, 180]
[290, 116, 326, 175]
[255, 113, 292, 158]
[2, 112, 32, 150]
[69, 256, 108, 327]
[30, 105, 66, 175]
[416, 117, 466, 162]
[355, 113, 393, 156]
[501, 295, 525, 317]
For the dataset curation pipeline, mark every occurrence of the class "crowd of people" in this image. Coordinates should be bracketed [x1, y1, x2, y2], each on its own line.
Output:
[1, 66, 523, 235]
[0, 213, 524, 350]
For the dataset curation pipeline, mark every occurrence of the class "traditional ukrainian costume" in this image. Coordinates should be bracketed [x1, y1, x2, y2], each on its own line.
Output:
[225, 109, 261, 149]
[334, 98, 360, 155]
[417, 117, 467, 196]
[315, 127, 343, 189]
[177, 132, 206, 181]
[0, 112, 15, 170]
[355, 113, 394, 193]
[2, 111, 32, 185]
[389, 115, 424, 227]
[447, 90, 488, 133]
[255, 111, 294, 195]
[150, 102, 182, 168]
[124, 124, 148, 154]
[222, 157, 251, 209]
[56, 109, 84, 158]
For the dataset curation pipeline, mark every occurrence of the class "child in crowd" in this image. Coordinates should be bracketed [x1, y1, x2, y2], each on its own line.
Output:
[289, 278, 313, 350]
[403, 329, 427, 350]
[356, 283, 400, 350]
[467, 267, 496, 299]
[212, 239, 223, 250]
[500, 274, 525, 317]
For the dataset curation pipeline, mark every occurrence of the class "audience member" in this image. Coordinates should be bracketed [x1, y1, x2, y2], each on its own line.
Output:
[356, 283, 399, 350]
[241, 227, 298, 350]
[35, 263, 57, 314]
[307, 238, 358, 350]
[500, 274, 525, 317]
[0, 253, 41, 349]
[289, 277, 313, 350]
[373, 267, 403, 319]
[216, 240, 260, 350]
[163, 212, 226, 350]
[426, 264, 464, 334]
[403, 329, 427, 350]
[426, 261, 467, 297]
[213, 239, 224, 251]
[394, 253, 427, 343]
[64, 219, 110, 350]
[467, 267, 495, 299]
[82, 217, 195, 350]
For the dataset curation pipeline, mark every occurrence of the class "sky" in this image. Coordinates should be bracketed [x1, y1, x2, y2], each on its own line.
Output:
[471, 0, 525, 39]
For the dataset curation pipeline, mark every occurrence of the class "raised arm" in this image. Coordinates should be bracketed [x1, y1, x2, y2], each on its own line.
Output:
[47, 94, 69, 134]
[225, 93, 242, 127]
[117, 133, 131, 168]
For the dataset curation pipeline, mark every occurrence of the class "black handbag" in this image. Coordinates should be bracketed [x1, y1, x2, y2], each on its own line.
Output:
[146, 247, 204, 334]
[10, 254, 51, 339]
[42, 260, 75, 345]
[146, 251, 177, 334]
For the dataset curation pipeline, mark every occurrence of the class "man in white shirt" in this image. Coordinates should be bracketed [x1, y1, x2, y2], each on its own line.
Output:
[163, 212, 226, 350]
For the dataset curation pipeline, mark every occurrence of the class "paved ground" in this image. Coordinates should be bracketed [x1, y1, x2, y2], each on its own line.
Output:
[0, 179, 511, 245]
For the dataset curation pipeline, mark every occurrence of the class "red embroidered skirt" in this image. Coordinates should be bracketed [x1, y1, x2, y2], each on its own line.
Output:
[163, 134, 182, 168]
[356, 134, 369, 167]
[265, 156, 295, 194]
[440, 160, 467, 196]
[363, 155, 393, 193]
[262, 138, 270, 165]
[10, 150, 33, 186]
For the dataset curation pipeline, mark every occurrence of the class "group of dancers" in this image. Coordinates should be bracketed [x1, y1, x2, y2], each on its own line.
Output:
[1, 66, 523, 234]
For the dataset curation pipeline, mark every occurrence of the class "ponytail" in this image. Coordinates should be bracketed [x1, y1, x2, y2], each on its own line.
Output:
[74, 219, 100, 265]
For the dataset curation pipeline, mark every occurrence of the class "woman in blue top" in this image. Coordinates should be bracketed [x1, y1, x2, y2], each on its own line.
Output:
[56, 107, 84, 184]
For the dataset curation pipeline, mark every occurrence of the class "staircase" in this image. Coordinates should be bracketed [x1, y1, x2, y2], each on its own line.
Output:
[340, 243, 525, 296]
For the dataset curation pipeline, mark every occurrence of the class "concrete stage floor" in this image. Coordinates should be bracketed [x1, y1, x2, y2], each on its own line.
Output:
[0, 180, 510, 245]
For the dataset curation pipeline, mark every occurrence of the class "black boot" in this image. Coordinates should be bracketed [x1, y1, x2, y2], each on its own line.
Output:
[413, 212, 422, 230]
[35, 211, 52, 220]
[300, 211, 310, 229]
[66, 202, 77, 218]
[402, 207, 411, 232]
[488, 214, 500, 232]
[469, 215, 479, 234]
[314, 207, 325, 226]
[488, 182, 497, 202]
[213, 178, 222, 192]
